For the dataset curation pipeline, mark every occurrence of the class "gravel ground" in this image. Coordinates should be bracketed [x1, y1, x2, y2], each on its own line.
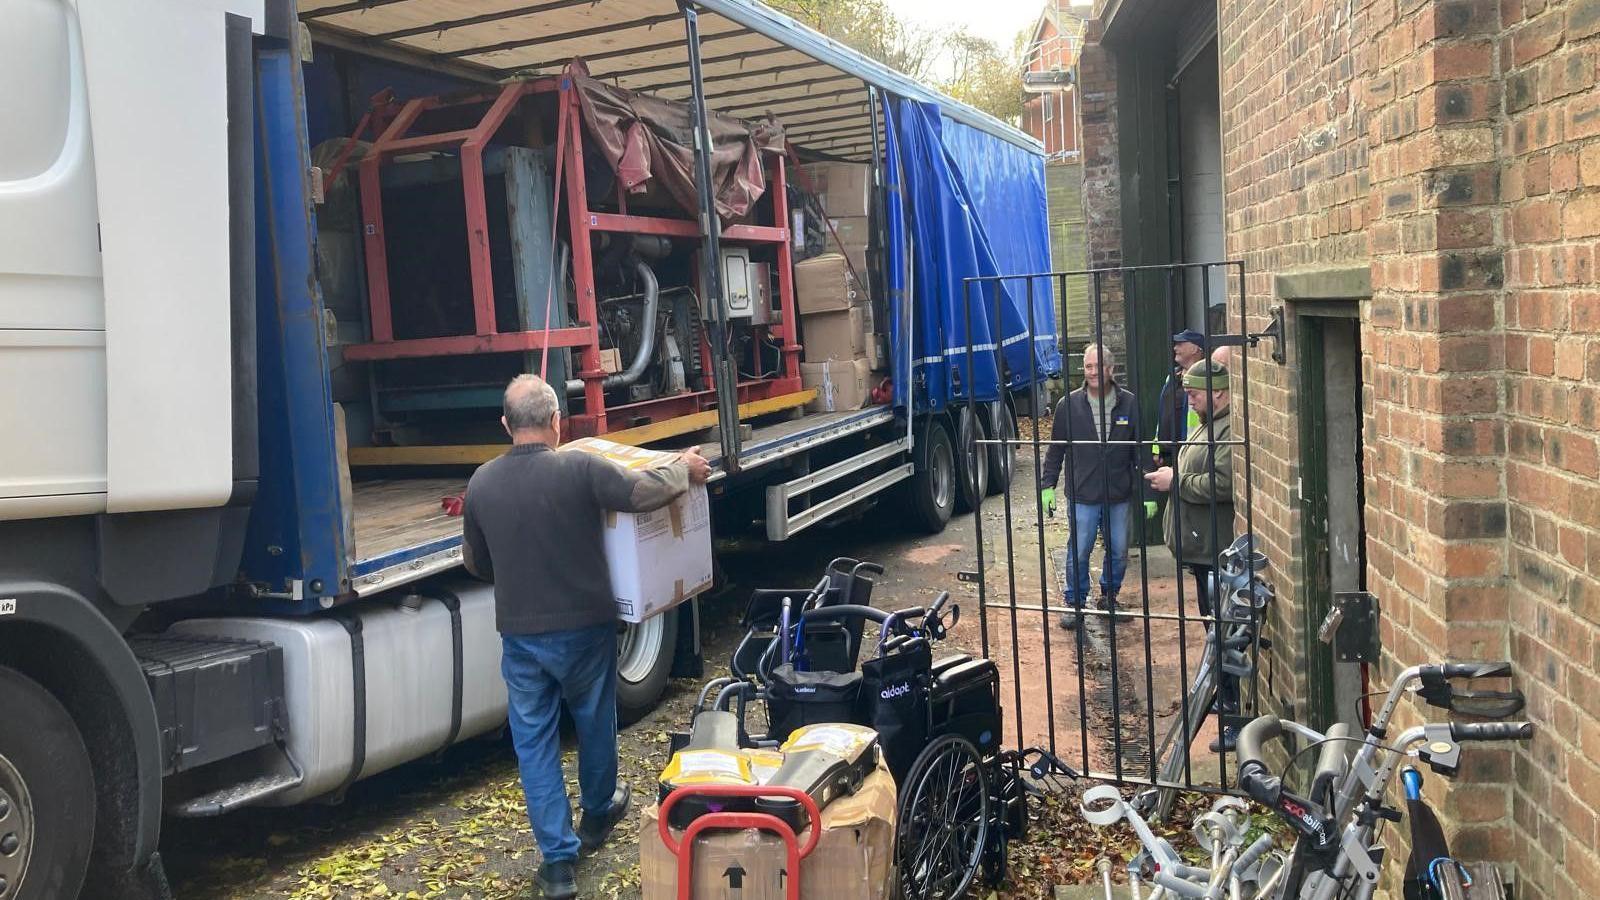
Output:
[163, 451, 1267, 900]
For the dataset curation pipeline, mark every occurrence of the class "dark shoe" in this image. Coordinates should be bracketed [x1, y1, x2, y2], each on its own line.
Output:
[577, 782, 632, 855]
[1097, 595, 1132, 623]
[1058, 609, 1083, 630]
[538, 860, 578, 900]
[1209, 726, 1239, 754]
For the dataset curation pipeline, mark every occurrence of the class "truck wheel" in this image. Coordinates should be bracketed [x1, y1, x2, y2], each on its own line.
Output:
[0, 666, 95, 900]
[984, 400, 1016, 495]
[907, 417, 956, 533]
[954, 406, 989, 514]
[617, 608, 678, 726]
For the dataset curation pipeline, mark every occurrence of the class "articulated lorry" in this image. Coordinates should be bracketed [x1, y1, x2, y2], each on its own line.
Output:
[0, 0, 1058, 896]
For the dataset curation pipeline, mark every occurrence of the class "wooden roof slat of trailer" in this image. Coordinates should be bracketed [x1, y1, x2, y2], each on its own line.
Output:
[717, 88, 866, 115]
[787, 124, 876, 145]
[686, 73, 860, 105]
[367, 0, 606, 41]
[433, 11, 688, 59]
[592, 48, 815, 86]
[437, 5, 729, 61]
[470, 23, 762, 72]
[301, 0, 417, 20]
[633, 59, 835, 94]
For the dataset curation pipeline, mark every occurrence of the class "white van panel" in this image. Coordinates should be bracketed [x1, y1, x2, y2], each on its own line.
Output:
[0, 0, 107, 517]
[75, 0, 264, 512]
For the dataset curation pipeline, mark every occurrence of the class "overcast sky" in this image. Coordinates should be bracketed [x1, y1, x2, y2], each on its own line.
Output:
[880, 0, 1091, 52]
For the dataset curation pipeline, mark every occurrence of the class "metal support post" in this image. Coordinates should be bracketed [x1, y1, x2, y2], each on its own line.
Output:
[681, 1, 742, 470]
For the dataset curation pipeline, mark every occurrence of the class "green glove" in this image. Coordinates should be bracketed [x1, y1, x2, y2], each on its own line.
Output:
[1040, 488, 1056, 517]
[1145, 500, 1158, 520]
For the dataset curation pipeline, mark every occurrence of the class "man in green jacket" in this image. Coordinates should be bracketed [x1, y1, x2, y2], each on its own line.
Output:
[1144, 358, 1237, 750]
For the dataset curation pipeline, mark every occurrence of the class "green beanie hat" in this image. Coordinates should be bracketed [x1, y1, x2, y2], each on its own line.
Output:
[1183, 359, 1230, 390]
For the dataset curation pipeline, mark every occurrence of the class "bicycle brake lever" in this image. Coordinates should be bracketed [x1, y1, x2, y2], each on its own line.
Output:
[1448, 689, 1525, 720]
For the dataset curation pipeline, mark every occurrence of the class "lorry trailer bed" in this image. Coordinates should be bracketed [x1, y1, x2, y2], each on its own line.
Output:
[347, 405, 896, 595]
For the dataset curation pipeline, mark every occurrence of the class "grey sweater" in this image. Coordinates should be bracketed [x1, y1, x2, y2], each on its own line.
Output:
[462, 443, 689, 635]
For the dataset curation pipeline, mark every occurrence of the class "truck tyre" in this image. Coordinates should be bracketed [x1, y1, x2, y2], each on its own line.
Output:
[984, 400, 1016, 495]
[616, 608, 678, 726]
[0, 665, 95, 900]
[954, 405, 989, 514]
[907, 417, 956, 533]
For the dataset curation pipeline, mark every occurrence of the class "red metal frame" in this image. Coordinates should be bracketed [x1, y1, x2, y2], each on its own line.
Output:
[657, 785, 822, 900]
[345, 75, 804, 439]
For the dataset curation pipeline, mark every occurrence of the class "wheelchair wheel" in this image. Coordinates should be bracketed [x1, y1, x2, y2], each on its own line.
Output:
[896, 734, 991, 900]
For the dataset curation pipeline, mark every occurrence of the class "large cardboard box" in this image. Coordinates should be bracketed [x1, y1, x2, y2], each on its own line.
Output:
[802, 358, 872, 413]
[641, 761, 896, 900]
[557, 438, 713, 623]
[827, 215, 872, 251]
[794, 254, 861, 315]
[798, 161, 871, 218]
[801, 303, 870, 363]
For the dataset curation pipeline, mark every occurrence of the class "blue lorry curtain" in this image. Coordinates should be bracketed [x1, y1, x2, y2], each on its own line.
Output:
[883, 96, 1060, 413]
[939, 117, 1060, 380]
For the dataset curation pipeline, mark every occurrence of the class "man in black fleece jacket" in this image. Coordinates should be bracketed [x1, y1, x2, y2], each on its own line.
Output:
[463, 374, 709, 898]
[1040, 344, 1142, 630]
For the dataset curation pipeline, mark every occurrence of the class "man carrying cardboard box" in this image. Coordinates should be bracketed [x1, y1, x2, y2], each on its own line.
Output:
[462, 374, 711, 899]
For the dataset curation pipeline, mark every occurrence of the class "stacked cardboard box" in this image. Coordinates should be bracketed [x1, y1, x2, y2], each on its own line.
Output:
[798, 161, 872, 278]
[795, 254, 873, 412]
[640, 757, 896, 900]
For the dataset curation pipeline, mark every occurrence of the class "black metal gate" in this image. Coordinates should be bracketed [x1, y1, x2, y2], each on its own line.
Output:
[958, 262, 1273, 816]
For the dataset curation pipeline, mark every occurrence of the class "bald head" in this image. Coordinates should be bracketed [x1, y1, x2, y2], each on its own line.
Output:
[502, 374, 560, 442]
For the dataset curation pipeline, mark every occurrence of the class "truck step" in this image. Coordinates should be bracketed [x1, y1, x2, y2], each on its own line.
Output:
[169, 771, 303, 817]
[131, 633, 287, 775]
[765, 438, 912, 541]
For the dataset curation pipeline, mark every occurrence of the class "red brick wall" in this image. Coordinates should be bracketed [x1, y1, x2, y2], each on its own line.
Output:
[1217, 0, 1373, 716]
[1083, 0, 1600, 889]
[1499, 0, 1600, 892]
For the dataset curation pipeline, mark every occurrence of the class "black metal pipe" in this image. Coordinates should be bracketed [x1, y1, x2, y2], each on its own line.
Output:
[681, 2, 741, 470]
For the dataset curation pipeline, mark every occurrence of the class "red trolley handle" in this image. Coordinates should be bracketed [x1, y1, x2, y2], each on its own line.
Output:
[658, 785, 823, 900]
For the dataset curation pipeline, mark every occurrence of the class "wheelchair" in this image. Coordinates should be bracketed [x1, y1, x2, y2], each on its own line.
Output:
[667, 558, 1071, 900]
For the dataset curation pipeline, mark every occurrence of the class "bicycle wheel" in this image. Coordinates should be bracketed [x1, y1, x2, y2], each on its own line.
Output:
[896, 734, 991, 900]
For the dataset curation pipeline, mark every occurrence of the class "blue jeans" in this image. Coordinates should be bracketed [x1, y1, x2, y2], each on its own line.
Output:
[501, 624, 618, 863]
[1063, 501, 1131, 607]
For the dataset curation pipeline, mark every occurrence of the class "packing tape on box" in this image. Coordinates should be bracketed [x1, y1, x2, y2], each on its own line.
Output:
[668, 502, 684, 538]
[605, 510, 618, 529]
[672, 578, 714, 603]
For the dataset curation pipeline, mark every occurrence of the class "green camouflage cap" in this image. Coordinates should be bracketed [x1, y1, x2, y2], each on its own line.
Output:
[1182, 359, 1230, 390]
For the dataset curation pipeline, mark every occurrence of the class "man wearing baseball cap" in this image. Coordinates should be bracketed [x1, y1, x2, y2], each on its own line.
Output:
[1154, 330, 1208, 469]
[1145, 357, 1238, 751]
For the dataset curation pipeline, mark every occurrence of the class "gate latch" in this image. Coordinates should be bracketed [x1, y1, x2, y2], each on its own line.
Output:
[1321, 592, 1379, 663]
[956, 570, 980, 584]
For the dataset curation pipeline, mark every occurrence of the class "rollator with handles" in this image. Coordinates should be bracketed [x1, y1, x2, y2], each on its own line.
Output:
[1233, 661, 1531, 900]
[1083, 660, 1530, 900]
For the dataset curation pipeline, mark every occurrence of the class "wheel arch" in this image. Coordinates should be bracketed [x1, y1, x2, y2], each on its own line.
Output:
[0, 581, 164, 883]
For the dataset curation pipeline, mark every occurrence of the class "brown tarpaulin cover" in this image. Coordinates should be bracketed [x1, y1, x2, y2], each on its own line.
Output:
[569, 60, 786, 222]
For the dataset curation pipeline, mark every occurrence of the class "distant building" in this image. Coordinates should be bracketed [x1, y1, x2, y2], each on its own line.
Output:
[1020, 4, 1085, 158]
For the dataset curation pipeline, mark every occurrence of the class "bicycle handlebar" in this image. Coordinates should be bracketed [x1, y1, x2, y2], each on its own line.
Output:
[1234, 716, 1283, 805]
[1451, 721, 1533, 742]
[1436, 661, 1512, 679]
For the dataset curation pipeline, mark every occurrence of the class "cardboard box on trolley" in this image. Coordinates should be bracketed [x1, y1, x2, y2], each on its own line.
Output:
[640, 758, 897, 900]
[557, 438, 714, 623]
